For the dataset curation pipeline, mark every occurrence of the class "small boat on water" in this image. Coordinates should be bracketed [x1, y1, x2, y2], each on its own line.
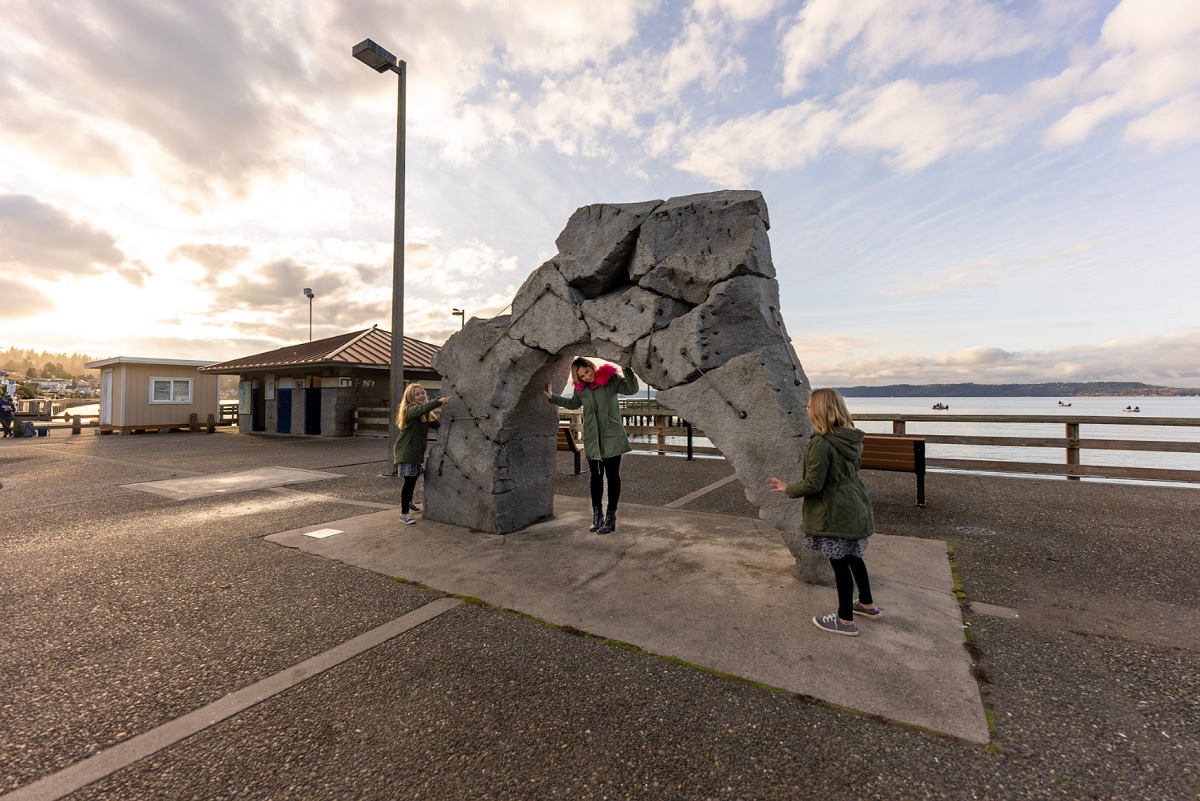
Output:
[1123, 405, 1141, 412]
[932, 402, 949, 410]
[1058, 401, 1072, 407]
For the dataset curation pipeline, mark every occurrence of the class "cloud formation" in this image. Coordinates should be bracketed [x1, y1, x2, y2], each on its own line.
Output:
[0, 194, 123, 276]
[1043, 0, 1200, 148]
[0, 280, 54, 319]
[798, 330, 1200, 387]
[0, 0, 1196, 389]
[778, 0, 1039, 94]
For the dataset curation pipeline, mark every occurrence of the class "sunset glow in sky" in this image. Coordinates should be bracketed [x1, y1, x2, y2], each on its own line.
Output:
[2, 0, 1199, 386]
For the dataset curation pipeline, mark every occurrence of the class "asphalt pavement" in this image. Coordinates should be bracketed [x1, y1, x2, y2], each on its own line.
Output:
[1, 429, 1197, 800]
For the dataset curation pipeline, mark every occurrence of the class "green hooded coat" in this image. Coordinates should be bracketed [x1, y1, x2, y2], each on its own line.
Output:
[785, 426, 875, 540]
[393, 399, 443, 466]
[549, 365, 639, 460]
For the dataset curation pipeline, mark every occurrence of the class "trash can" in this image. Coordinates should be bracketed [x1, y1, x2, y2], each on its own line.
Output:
[37, 426, 48, 437]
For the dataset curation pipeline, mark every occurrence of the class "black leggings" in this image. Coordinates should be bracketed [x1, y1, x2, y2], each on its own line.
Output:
[588, 455, 622, 511]
[401, 475, 419, 513]
[830, 555, 873, 622]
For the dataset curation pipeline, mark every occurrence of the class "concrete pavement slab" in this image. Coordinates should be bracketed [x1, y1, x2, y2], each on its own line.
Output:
[267, 495, 989, 743]
[124, 467, 341, 500]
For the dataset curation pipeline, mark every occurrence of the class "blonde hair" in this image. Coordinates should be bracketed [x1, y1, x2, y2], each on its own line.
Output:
[807, 387, 854, 436]
[397, 383, 437, 430]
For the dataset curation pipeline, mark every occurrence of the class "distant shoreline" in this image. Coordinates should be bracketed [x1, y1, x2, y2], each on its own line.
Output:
[833, 381, 1199, 398]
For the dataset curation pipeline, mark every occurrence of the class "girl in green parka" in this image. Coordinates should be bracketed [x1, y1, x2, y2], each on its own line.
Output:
[392, 383, 451, 525]
[768, 387, 880, 637]
[545, 357, 639, 534]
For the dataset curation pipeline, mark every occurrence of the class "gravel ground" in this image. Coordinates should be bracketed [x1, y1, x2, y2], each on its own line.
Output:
[2, 432, 1198, 799]
[65, 604, 1061, 801]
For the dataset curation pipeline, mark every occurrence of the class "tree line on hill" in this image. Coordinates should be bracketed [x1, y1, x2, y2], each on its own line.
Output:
[833, 382, 1199, 397]
[1, 347, 98, 381]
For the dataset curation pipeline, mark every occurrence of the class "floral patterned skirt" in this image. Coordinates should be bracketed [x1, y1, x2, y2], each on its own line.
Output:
[804, 535, 869, 561]
[398, 462, 423, 478]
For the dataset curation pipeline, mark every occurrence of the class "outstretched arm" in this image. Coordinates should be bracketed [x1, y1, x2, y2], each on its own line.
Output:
[783, 438, 830, 498]
[766, 477, 789, 493]
[546, 382, 582, 409]
[617, 365, 640, 396]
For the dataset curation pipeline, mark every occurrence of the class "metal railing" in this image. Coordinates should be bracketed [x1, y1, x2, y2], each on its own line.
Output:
[563, 407, 1200, 483]
[560, 407, 715, 459]
[855, 413, 1200, 483]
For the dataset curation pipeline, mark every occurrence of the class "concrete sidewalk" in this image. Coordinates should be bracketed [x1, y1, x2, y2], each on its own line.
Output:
[268, 495, 988, 744]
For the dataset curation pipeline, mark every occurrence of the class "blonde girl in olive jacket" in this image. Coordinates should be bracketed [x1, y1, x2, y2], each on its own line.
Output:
[545, 357, 639, 534]
[392, 383, 450, 525]
[768, 388, 880, 637]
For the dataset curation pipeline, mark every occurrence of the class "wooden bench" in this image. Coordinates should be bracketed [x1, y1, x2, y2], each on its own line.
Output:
[861, 435, 926, 507]
[557, 424, 582, 475]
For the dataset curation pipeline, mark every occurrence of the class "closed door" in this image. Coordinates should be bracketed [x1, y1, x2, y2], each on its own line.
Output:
[277, 388, 292, 433]
[101, 370, 113, 425]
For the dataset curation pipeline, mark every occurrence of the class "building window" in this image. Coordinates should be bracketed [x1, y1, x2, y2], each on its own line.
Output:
[150, 378, 193, 404]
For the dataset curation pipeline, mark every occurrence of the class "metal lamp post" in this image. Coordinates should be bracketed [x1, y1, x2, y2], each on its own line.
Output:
[303, 287, 314, 341]
[353, 38, 406, 475]
[452, 308, 465, 329]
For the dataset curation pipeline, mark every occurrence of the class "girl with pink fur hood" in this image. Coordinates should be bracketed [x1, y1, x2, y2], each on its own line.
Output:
[545, 357, 639, 534]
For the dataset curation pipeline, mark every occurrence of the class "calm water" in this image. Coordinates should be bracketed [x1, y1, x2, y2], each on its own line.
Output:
[632, 395, 1200, 488]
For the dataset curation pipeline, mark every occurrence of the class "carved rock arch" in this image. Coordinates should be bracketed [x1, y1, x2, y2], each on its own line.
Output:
[425, 190, 824, 581]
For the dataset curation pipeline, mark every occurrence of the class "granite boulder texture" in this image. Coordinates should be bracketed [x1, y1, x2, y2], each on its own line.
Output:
[424, 189, 828, 583]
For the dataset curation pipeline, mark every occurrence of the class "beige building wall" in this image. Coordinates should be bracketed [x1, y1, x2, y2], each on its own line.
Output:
[115, 363, 219, 426]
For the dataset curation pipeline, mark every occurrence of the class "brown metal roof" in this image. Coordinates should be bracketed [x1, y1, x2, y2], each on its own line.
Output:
[199, 326, 440, 373]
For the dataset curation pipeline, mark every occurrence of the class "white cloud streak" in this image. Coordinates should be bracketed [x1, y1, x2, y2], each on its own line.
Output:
[799, 330, 1200, 387]
[778, 0, 1040, 95]
[1044, 0, 1200, 148]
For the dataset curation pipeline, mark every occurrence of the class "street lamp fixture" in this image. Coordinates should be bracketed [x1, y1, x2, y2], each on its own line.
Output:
[452, 308, 465, 329]
[303, 287, 314, 341]
[352, 37, 406, 475]
[352, 39, 400, 73]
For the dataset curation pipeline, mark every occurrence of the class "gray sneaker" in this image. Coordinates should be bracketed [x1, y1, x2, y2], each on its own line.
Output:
[852, 601, 882, 619]
[813, 613, 859, 636]
[401, 513, 417, 525]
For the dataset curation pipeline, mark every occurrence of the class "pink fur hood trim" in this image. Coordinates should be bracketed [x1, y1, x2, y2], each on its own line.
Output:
[573, 363, 618, 393]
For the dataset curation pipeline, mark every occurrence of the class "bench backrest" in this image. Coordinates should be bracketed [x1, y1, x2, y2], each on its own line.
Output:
[861, 434, 925, 473]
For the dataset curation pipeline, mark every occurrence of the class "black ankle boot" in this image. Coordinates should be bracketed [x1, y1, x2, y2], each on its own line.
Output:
[598, 509, 616, 534]
[589, 507, 603, 532]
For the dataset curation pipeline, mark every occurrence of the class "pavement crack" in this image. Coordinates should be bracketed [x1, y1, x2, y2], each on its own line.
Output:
[576, 541, 638, 588]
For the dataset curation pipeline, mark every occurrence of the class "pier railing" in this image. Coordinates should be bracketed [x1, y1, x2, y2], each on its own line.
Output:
[563, 405, 1200, 484]
[852, 413, 1200, 483]
[561, 402, 718, 458]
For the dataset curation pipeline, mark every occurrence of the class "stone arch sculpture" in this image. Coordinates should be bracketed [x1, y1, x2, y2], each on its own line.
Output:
[424, 189, 825, 582]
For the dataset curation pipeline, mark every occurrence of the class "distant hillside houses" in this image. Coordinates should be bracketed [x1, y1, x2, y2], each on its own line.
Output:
[11, 377, 97, 396]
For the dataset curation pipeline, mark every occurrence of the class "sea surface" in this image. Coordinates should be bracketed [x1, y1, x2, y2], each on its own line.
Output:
[630, 395, 1200, 489]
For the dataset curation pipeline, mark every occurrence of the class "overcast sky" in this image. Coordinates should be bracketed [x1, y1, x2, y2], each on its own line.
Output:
[1, 0, 1198, 386]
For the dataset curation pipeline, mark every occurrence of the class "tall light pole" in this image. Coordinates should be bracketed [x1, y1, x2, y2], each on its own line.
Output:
[303, 287, 314, 341]
[353, 38, 406, 475]
[451, 308, 465, 329]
